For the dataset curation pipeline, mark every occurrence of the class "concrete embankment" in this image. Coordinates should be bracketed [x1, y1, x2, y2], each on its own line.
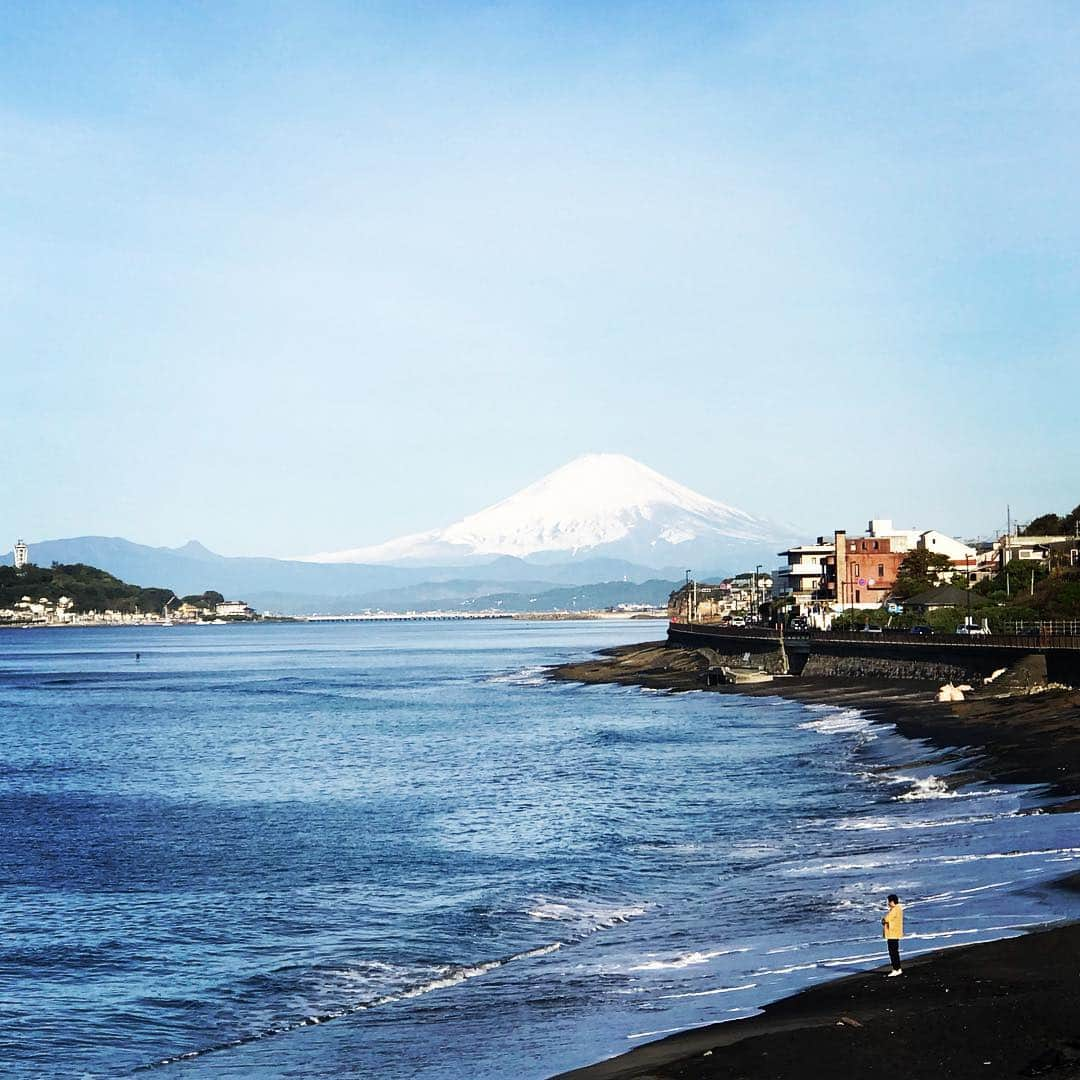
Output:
[667, 623, 1080, 686]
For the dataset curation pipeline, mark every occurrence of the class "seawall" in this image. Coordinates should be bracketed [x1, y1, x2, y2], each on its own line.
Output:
[667, 623, 1080, 686]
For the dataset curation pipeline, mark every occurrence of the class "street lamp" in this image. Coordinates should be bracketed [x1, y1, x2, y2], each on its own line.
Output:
[755, 564, 762, 624]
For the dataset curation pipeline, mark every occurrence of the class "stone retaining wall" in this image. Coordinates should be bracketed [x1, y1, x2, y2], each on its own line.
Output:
[696, 646, 789, 675]
[800, 654, 967, 681]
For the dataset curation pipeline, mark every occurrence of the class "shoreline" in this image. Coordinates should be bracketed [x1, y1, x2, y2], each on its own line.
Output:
[551, 640, 1080, 807]
[552, 909, 1080, 1080]
[547, 640, 1080, 1080]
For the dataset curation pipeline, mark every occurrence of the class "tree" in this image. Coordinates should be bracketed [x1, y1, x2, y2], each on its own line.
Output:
[892, 548, 955, 600]
[1020, 501, 1080, 537]
[180, 590, 224, 608]
[1023, 512, 1065, 536]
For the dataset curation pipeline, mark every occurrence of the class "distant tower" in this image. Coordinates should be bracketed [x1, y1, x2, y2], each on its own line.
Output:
[13, 539, 29, 569]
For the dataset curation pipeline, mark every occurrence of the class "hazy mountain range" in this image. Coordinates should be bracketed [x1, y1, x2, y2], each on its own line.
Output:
[4, 455, 797, 613]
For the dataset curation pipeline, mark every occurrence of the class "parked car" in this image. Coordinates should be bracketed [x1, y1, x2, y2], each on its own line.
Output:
[860, 625, 884, 634]
[789, 617, 809, 631]
[728, 617, 746, 627]
[955, 624, 991, 636]
[909, 625, 933, 636]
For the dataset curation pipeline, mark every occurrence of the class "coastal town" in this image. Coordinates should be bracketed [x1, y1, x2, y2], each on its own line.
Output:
[669, 517, 1080, 634]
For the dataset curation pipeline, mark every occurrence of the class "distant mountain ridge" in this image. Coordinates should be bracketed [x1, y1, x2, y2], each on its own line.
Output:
[3, 455, 795, 612]
[0, 536, 682, 614]
[303, 453, 796, 568]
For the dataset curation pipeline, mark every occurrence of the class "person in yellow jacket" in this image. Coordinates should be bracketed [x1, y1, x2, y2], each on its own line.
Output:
[882, 893, 903, 976]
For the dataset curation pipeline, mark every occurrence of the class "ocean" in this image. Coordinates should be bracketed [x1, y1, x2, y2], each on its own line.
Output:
[2, 619, 1079, 1079]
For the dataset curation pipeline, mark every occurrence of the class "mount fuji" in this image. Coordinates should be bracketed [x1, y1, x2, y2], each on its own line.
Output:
[303, 454, 797, 571]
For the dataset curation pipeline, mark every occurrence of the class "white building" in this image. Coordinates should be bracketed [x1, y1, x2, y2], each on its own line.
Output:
[214, 600, 256, 619]
[13, 539, 29, 569]
[773, 540, 833, 610]
[917, 530, 976, 566]
[997, 533, 1069, 566]
[866, 519, 922, 553]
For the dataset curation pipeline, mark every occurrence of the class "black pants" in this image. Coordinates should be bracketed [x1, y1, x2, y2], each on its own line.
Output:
[887, 938, 901, 970]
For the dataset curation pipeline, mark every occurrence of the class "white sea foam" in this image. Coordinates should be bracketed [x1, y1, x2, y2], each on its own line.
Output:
[753, 961, 821, 976]
[485, 665, 549, 687]
[820, 952, 883, 967]
[905, 922, 1043, 942]
[628, 1024, 693, 1040]
[526, 897, 653, 932]
[147, 942, 565, 1069]
[797, 708, 873, 736]
[658, 981, 757, 1000]
[784, 856, 890, 875]
[837, 812, 1004, 831]
[752, 950, 882, 977]
[935, 846, 1080, 866]
[630, 947, 749, 971]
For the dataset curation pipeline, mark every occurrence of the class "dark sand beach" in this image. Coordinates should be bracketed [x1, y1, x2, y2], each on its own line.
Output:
[555, 911, 1080, 1080]
[549, 642, 1080, 1079]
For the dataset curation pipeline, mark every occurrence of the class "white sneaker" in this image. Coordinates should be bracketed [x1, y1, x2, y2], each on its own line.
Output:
[887, 969, 903, 977]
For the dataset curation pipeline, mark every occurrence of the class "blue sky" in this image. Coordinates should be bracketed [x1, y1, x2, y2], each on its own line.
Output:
[3, 1, 1078, 556]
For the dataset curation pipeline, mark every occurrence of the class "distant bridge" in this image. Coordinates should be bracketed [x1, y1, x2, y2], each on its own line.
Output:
[304, 613, 513, 623]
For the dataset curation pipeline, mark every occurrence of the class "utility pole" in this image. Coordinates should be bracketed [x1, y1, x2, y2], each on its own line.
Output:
[1005, 505, 1011, 597]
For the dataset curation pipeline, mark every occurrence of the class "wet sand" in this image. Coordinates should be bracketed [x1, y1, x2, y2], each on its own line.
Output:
[548, 641, 1080, 1079]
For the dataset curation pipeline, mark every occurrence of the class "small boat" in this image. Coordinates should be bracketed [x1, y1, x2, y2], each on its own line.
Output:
[718, 664, 774, 685]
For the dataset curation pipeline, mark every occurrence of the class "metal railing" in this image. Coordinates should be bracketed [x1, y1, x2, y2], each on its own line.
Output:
[669, 621, 1080, 651]
[1004, 620, 1080, 636]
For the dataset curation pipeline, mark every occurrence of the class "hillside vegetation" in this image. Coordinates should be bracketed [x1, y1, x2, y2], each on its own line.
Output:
[0, 563, 174, 614]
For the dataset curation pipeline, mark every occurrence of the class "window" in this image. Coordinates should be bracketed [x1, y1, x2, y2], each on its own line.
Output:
[878, 564, 885, 578]
[872, 540, 879, 551]
[855, 589, 861, 603]
[853, 563, 860, 577]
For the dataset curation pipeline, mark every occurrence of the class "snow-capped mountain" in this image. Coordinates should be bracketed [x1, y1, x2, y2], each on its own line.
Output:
[303, 453, 796, 570]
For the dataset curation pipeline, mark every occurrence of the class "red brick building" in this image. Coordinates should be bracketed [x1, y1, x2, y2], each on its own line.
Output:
[824, 529, 907, 607]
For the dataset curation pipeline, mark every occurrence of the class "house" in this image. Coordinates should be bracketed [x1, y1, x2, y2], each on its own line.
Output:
[773, 539, 833, 614]
[996, 533, 1070, 567]
[903, 585, 974, 613]
[918, 530, 976, 568]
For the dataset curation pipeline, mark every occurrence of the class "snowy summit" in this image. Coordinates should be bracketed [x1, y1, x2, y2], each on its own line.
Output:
[303, 454, 793, 569]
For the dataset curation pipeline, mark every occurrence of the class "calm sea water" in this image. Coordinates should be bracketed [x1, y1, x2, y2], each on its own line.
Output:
[2, 619, 1079, 1079]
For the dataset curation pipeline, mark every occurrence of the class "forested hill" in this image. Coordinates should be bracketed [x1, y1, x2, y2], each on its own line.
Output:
[0, 564, 173, 614]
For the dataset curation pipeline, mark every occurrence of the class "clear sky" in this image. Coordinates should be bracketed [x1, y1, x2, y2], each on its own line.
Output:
[3, 1, 1078, 556]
